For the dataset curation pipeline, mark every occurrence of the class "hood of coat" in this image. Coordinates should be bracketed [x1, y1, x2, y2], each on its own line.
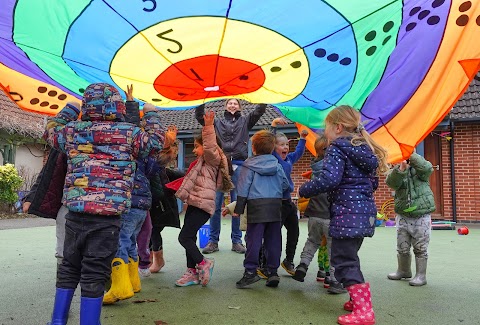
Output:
[81, 83, 126, 122]
[332, 137, 378, 174]
[242, 154, 279, 176]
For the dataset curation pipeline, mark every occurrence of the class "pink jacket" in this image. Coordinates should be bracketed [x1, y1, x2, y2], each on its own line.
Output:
[176, 125, 232, 215]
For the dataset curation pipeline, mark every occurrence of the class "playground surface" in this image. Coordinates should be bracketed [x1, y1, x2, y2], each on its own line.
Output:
[0, 217, 479, 325]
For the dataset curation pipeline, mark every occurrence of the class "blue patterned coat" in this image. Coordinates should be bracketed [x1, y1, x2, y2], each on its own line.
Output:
[44, 83, 164, 216]
[299, 137, 379, 239]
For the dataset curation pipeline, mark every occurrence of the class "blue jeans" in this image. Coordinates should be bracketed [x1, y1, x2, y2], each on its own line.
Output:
[209, 190, 242, 244]
[116, 208, 147, 263]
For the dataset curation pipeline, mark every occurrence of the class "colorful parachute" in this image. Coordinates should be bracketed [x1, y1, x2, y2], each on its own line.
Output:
[1, 0, 479, 162]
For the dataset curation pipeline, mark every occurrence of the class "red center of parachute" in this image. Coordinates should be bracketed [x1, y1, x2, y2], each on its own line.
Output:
[154, 55, 265, 101]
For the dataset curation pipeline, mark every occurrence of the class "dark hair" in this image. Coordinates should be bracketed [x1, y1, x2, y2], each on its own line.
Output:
[194, 134, 203, 145]
[251, 130, 275, 155]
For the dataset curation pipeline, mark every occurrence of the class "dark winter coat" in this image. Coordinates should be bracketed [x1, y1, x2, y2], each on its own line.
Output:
[385, 153, 435, 217]
[303, 158, 330, 220]
[195, 103, 266, 161]
[149, 167, 184, 229]
[299, 137, 379, 239]
[24, 149, 67, 219]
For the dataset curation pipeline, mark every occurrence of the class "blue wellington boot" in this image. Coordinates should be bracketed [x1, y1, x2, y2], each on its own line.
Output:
[47, 288, 74, 325]
[80, 296, 103, 325]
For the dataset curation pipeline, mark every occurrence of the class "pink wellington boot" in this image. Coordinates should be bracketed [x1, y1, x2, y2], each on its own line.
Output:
[337, 283, 375, 325]
[343, 299, 353, 312]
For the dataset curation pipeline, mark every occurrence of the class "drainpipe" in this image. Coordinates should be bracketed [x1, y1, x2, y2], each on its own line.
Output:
[449, 119, 457, 222]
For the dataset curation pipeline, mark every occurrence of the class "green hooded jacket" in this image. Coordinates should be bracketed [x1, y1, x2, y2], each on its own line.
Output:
[385, 153, 435, 217]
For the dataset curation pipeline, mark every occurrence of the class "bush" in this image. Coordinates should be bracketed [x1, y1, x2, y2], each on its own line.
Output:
[0, 164, 23, 209]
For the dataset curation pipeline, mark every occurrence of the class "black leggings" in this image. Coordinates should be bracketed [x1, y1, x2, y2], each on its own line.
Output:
[281, 200, 299, 262]
[150, 225, 165, 251]
[178, 205, 211, 269]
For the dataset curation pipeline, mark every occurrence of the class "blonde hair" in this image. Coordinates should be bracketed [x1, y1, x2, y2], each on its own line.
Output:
[157, 141, 178, 166]
[275, 131, 288, 142]
[325, 105, 389, 174]
[314, 132, 329, 159]
[251, 130, 275, 155]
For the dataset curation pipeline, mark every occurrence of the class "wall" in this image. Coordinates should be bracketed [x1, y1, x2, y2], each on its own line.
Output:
[448, 122, 480, 222]
[0, 144, 44, 174]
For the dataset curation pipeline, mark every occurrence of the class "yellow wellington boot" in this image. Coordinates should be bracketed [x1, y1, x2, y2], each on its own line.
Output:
[128, 257, 141, 293]
[103, 258, 134, 305]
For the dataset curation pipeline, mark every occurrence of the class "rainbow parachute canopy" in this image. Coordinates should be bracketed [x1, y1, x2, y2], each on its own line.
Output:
[1, 0, 479, 162]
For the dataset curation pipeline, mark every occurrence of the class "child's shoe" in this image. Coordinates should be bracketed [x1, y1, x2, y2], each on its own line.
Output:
[128, 257, 141, 293]
[103, 258, 134, 305]
[327, 280, 347, 294]
[343, 299, 354, 312]
[47, 288, 74, 325]
[323, 272, 331, 288]
[196, 258, 215, 286]
[281, 259, 295, 276]
[266, 272, 280, 288]
[175, 268, 200, 287]
[149, 249, 165, 273]
[292, 263, 308, 282]
[316, 268, 326, 282]
[80, 296, 103, 325]
[138, 268, 151, 278]
[337, 283, 375, 325]
[256, 267, 268, 279]
[236, 271, 261, 289]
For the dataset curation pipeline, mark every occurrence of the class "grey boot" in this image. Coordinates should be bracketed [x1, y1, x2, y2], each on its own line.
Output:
[409, 257, 427, 286]
[387, 254, 412, 280]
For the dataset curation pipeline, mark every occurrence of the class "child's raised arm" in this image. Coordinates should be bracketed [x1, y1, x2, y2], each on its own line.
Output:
[202, 111, 222, 167]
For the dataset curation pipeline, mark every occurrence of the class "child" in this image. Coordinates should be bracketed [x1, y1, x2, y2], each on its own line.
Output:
[148, 136, 184, 274]
[103, 87, 164, 304]
[267, 117, 307, 276]
[173, 111, 233, 287]
[293, 133, 346, 294]
[22, 148, 67, 267]
[299, 105, 389, 325]
[44, 83, 164, 325]
[233, 130, 289, 289]
[196, 99, 266, 254]
[386, 152, 435, 286]
[134, 126, 180, 278]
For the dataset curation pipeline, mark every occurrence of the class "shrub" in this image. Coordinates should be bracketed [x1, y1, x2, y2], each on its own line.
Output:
[0, 164, 24, 207]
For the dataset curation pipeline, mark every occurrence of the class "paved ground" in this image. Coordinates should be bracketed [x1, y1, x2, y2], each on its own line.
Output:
[0, 217, 479, 325]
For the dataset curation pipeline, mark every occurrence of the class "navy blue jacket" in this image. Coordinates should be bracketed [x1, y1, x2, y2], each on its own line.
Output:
[299, 137, 379, 239]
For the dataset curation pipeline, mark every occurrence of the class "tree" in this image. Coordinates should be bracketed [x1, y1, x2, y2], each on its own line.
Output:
[0, 163, 23, 213]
